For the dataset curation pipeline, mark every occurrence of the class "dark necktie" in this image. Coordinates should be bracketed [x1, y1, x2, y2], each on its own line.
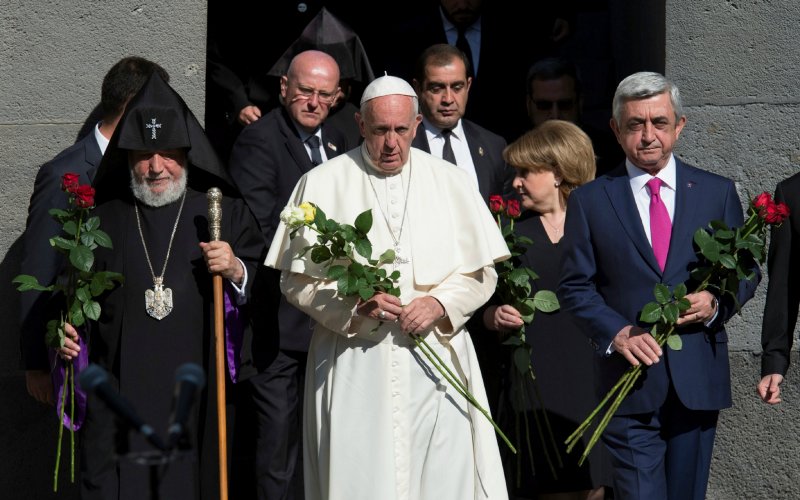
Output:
[306, 135, 323, 166]
[455, 28, 474, 78]
[646, 177, 672, 271]
[441, 129, 457, 165]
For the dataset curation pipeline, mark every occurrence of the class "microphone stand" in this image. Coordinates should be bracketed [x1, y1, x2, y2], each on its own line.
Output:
[116, 424, 196, 500]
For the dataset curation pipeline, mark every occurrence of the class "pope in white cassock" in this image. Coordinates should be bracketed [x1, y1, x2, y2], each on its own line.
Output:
[265, 75, 510, 500]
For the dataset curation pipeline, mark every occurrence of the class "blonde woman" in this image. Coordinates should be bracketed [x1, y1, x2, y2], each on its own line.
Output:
[484, 120, 611, 500]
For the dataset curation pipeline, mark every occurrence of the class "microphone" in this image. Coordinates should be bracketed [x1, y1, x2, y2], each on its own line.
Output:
[166, 363, 206, 450]
[78, 364, 166, 451]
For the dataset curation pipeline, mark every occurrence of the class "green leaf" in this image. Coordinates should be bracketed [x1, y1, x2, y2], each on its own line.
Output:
[389, 270, 400, 280]
[378, 249, 395, 265]
[502, 335, 523, 346]
[63, 220, 78, 236]
[80, 232, 96, 248]
[313, 206, 328, 227]
[70, 303, 85, 327]
[654, 283, 671, 304]
[358, 287, 374, 301]
[354, 209, 373, 234]
[51, 236, 76, 251]
[666, 334, 683, 350]
[340, 225, 357, 242]
[45, 320, 65, 349]
[532, 290, 559, 312]
[508, 267, 531, 286]
[677, 298, 691, 312]
[639, 302, 662, 323]
[12, 274, 53, 292]
[327, 265, 347, 280]
[718, 253, 736, 269]
[354, 238, 372, 260]
[310, 245, 331, 263]
[69, 245, 94, 272]
[663, 302, 680, 324]
[513, 346, 531, 375]
[348, 262, 365, 278]
[90, 229, 113, 249]
[694, 228, 722, 262]
[673, 283, 687, 300]
[48, 208, 70, 219]
[84, 216, 100, 231]
[76, 285, 91, 303]
[713, 228, 735, 241]
[524, 267, 539, 280]
[83, 300, 101, 321]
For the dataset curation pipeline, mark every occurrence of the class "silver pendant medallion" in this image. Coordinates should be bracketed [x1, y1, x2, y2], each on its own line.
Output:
[394, 244, 410, 265]
[145, 279, 173, 320]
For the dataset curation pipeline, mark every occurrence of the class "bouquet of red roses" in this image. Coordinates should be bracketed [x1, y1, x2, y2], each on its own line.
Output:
[489, 195, 562, 479]
[565, 191, 790, 465]
[13, 173, 124, 491]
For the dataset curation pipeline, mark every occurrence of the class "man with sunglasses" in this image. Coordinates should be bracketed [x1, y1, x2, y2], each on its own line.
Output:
[526, 57, 624, 177]
[228, 49, 353, 499]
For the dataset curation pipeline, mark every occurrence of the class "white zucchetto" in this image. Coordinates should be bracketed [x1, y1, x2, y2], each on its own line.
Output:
[360, 74, 417, 105]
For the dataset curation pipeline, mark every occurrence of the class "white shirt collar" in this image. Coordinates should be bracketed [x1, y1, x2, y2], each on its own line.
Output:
[626, 155, 677, 193]
[94, 122, 109, 155]
[422, 116, 465, 141]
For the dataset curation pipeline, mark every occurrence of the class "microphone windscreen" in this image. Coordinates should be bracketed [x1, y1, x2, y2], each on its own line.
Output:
[175, 363, 206, 389]
[78, 364, 109, 392]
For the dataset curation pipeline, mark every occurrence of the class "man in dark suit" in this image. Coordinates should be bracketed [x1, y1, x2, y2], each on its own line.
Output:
[383, 0, 569, 141]
[228, 49, 351, 500]
[20, 56, 168, 405]
[558, 72, 760, 500]
[758, 173, 800, 405]
[411, 43, 514, 203]
[411, 43, 514, 414]
[526, 56, 625, 177]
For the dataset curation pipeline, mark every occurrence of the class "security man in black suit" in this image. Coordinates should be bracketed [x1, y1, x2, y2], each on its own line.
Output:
[227, 49, 352, 500]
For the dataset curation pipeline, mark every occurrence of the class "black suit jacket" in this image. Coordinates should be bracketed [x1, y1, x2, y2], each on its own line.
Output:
[382, 4, 558, 141]
[228, 106, 350, 355]
[412, 119, 515, 203]
[761, 172, 800, 377]
[20, 133, 102, 370]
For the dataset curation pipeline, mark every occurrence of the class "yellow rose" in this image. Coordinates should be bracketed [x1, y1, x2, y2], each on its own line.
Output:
[300, 202, 316, 223]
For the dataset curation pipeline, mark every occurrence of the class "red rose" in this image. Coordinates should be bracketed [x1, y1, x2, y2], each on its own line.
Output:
[61, 173, 80, 193]
[773, 202, 791, 224]
[489, 195, 506, 215]
[73, 184, 95, 208]
[506, 199, 521, 218]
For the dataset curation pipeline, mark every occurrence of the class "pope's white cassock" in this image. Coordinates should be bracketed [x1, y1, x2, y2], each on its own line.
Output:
[265, 144, 511, 500]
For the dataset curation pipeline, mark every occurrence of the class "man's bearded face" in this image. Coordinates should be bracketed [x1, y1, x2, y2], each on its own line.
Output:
[128, 149, 188, 207]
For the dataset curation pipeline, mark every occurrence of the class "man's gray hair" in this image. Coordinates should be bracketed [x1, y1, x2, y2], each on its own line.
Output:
[612, 72, 683, 124]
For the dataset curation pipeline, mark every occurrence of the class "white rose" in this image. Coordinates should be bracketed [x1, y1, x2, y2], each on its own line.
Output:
[280, 204, 307, 228]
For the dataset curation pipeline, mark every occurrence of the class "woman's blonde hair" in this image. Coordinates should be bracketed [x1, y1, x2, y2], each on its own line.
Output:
[503, 120, 596, 202]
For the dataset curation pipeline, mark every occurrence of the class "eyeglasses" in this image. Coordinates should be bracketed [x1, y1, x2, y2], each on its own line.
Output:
[294, 85, 337, 105]
[532, 99, 575, 111]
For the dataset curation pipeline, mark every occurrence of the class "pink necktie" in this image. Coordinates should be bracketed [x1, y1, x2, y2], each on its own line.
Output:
[647, 177, 671, 271]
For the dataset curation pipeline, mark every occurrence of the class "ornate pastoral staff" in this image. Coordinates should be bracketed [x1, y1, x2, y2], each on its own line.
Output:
[207, 187, 228, 500]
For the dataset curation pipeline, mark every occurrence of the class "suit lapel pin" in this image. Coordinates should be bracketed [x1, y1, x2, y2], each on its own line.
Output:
[687, 181, 695, 188]
[478, 146, 484, 157]
[327, 142, 337, 152]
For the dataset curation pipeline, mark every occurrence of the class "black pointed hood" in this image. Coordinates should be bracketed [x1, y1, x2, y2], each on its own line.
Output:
[267, 7, 374, 83]
[92, 72, 238, 205]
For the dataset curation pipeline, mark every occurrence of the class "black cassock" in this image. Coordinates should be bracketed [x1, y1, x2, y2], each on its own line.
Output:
[80, 188, 264, 500]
